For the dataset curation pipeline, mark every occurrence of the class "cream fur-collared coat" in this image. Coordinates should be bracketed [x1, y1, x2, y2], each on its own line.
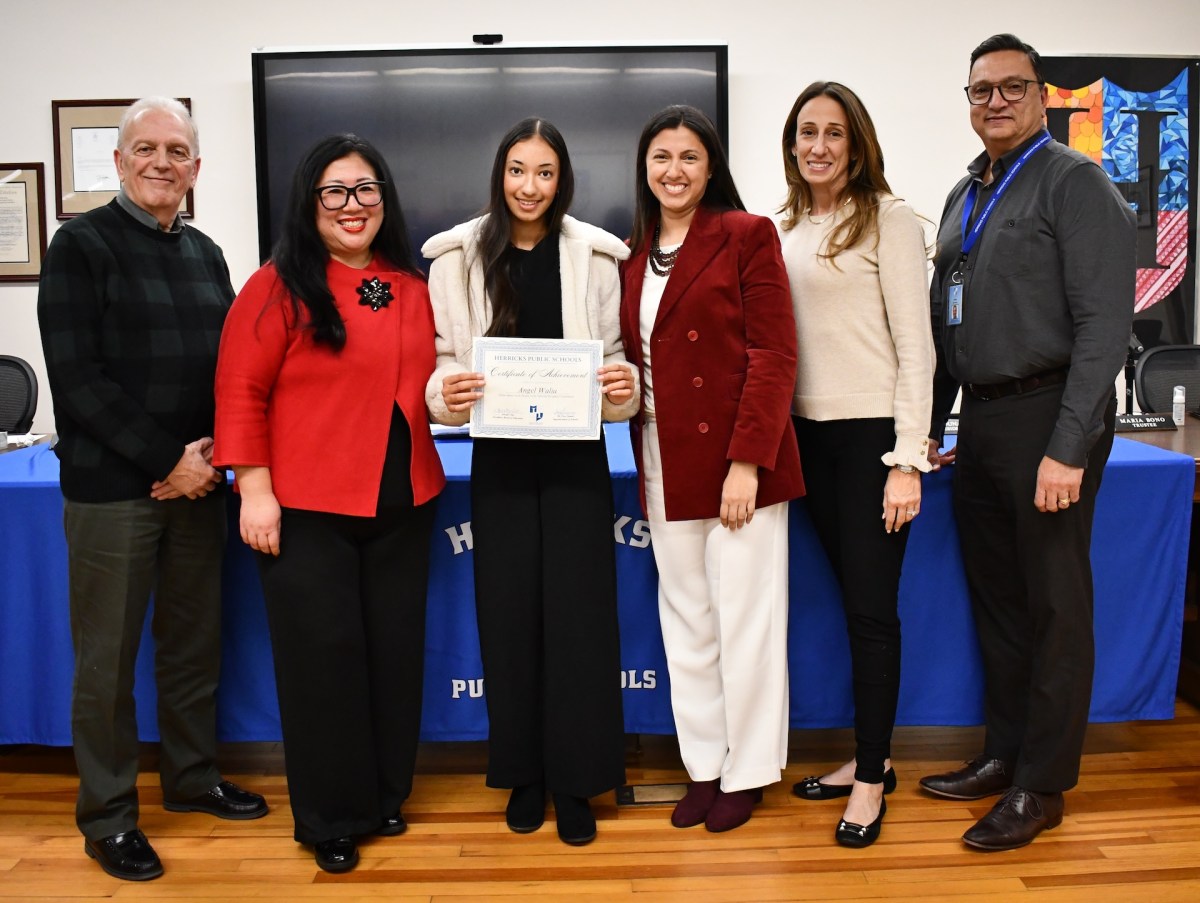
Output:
[423, 214, 639, 426]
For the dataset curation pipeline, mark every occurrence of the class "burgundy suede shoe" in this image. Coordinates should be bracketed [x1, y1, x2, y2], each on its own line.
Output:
[704, 787, 763, 833]
[671, 779, 720, 828]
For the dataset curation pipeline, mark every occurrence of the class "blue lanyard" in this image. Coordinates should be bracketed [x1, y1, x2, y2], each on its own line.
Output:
[960, 132, 1052, 258]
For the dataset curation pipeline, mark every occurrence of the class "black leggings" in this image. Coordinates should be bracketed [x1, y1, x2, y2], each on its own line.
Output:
[794, 416, 908, 784]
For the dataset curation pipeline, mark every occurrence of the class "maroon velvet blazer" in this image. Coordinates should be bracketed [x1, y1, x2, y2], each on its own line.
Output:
[619, 206, 803, 521]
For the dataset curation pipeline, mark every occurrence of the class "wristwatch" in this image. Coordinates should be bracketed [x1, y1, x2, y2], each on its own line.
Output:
[896, 464, 916, 474]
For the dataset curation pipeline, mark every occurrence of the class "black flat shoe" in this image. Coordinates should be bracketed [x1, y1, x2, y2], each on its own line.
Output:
[506, 782, 546, 833]
[836, 799, 886, 848]
[314, 836, 358, 873]
[84, 829, 163, 881]
[552, 793, 596, 845]
[376, 812, 407, 836]
[793, 767, 897, 800]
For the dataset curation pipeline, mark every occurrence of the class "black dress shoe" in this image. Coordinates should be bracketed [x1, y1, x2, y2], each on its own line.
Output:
[552, 793, 596, 845]
[919, 755, 1012, 800]
[793, 767, 897, 800]
[84, 829, 164, 881]
[164, 780, 268, 819]
[314, 836, 359, 872]
[835, 799, 886, 849]
[506, 782, 546, 833]
[376, 812, 407, 836]
[962, 787, 1064, 851]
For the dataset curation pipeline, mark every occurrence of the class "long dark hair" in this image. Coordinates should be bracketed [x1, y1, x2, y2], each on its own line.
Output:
[271, 133, 421, 350]
[473, 118, 575, 337]
[629, 105, 745, 255]
[779, 81, 892, 257]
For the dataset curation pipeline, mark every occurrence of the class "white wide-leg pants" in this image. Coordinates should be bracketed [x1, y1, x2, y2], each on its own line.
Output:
[643, 420, 790, 792]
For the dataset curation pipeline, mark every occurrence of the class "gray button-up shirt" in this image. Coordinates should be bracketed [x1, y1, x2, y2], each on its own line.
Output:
[930, 130, 1136, 467]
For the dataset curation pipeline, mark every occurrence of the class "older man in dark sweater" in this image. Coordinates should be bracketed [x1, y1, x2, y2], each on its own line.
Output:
[37, 96, 266, 882]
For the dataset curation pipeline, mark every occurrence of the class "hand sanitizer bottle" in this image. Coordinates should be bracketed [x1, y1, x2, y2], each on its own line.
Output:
[1173, 385, 1186, 426]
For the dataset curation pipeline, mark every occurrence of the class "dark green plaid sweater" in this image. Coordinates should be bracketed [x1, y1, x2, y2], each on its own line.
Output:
[37, 200, 234, 502]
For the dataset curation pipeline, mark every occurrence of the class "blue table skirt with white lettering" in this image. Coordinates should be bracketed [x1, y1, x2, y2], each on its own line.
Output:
[0, 423, 1190, 745]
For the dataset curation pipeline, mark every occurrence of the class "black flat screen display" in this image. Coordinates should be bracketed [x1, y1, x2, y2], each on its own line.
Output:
[251, 45, 728, 263]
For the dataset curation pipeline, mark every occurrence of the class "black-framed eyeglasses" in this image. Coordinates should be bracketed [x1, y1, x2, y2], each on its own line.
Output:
[314, 181, 385, 210]
[963, 78, 1043, 105]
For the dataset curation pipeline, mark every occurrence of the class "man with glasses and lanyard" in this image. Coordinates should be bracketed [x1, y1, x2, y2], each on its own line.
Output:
[919, 34, 1134, 851]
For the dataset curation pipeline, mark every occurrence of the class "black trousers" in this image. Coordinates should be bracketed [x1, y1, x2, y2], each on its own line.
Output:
[794, 417, 907, 784]
[954, 385, 1116, 792]
[64, 492, 226, 841]
[256, 502, 434, 844]
[470, 436, 626, 799]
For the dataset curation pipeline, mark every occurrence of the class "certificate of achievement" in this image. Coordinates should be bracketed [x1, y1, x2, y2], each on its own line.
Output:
[470, 337, 603, 440]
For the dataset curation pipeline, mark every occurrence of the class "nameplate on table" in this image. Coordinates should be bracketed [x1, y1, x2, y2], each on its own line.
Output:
[470, 336, 603, 440]
[1115, 413, 1176, 432]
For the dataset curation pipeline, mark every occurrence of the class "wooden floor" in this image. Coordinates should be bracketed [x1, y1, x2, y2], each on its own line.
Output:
[4, 704, 1200, 902]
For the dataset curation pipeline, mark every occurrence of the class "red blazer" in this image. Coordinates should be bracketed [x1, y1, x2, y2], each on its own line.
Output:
[620, 206, 803, 521]
[214, 259, 446, 516]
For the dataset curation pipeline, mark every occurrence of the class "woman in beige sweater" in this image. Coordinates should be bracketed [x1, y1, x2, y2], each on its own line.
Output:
[779, 81, 934, 848]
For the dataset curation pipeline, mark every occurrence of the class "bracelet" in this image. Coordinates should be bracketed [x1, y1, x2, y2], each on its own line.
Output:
[896, 464, 917, 474]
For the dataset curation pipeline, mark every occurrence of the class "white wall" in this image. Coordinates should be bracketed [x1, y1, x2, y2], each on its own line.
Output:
[3, 0, 1197, 432]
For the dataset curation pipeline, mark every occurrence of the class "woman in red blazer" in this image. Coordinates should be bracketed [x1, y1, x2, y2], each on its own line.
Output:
[620, 106, 803, 833]
[214, 135, 445, 873]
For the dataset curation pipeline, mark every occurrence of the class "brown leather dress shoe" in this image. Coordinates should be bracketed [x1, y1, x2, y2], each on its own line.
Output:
[962, 787, 1064, 851]
[671, 779, 720, 828]
[919, 754, 1012, 800]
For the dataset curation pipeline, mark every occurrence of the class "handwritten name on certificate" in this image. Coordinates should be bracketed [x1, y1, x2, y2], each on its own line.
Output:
[470, 337, 603, 440]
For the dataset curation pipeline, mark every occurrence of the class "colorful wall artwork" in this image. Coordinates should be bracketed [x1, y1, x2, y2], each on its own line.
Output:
[1043, 57, 1198, 344]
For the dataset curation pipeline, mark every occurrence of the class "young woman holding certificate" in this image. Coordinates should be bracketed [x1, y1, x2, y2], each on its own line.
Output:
[423, 118, 637, 845]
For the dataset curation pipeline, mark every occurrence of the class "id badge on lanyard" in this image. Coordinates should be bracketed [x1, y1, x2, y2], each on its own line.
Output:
[946, 271, 963, 326]
[950, 132, 1051, 329]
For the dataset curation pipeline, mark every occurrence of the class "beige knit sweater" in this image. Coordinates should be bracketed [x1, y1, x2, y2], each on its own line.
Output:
[781, 194, 935, 471]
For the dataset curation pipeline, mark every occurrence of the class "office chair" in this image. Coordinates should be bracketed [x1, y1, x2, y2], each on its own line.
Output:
[1134, 344, 1200, 415]
[0, 355, 38, 433]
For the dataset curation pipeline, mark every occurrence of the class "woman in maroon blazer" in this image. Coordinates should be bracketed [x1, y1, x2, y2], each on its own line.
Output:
[620, 105, 803, 833]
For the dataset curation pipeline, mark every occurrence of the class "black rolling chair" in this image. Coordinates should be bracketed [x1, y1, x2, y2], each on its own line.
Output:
[1134, 344, 1200, 415]
[0, 355, 38, 434]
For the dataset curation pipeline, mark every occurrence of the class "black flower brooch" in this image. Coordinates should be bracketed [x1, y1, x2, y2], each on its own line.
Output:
[356, 276, 394, 311]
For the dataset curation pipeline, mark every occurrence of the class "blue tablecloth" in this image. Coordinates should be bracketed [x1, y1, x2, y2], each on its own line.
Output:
[0, 424, 1191, 745]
